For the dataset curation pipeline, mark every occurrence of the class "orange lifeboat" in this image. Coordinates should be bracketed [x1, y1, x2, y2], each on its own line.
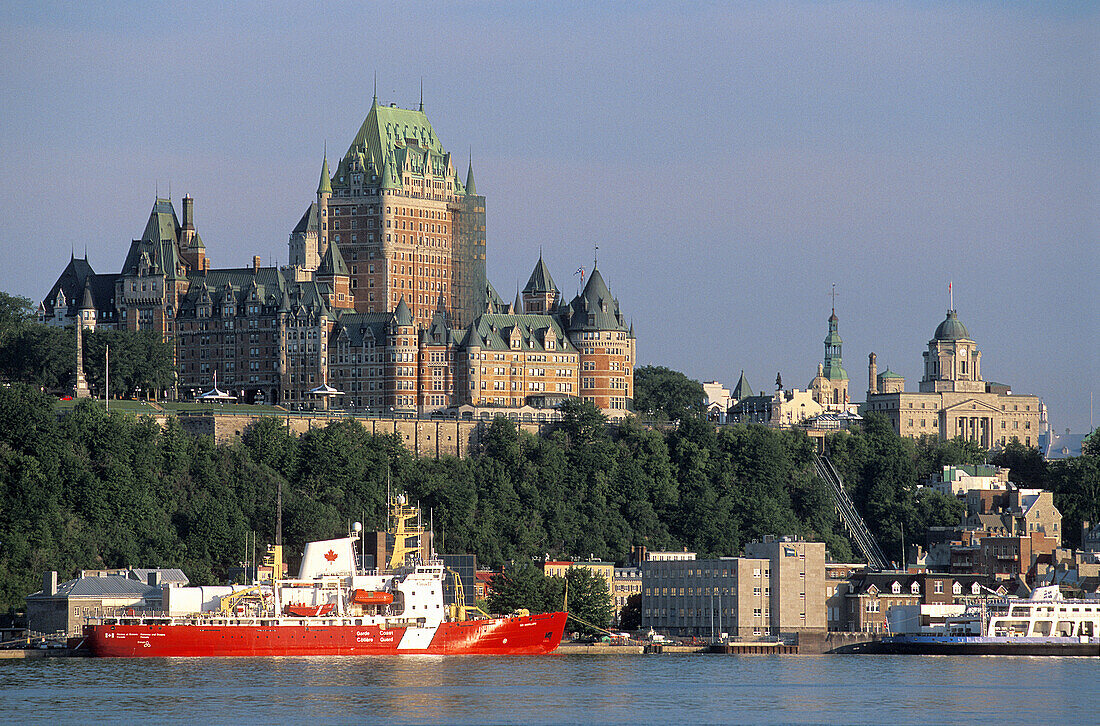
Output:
[352, 589, 394, 605]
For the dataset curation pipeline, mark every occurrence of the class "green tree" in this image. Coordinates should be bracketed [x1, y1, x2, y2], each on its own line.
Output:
[1050, 450, 1100, 549]
[84, 329, 175, 399]
[0, 291, 35, 339]
[991, 440, 1048, 489]
[913, 436, 988, 482]
[0, 324, 73, 390]
[558, 399, 609, 445]
[633, 365, 705, 421]
[562, 567, 614, 635]
[488, 560, 554, 614]
[618, 592, 642, 630]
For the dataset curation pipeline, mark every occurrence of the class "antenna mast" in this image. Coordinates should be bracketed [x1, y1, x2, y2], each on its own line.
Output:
[275, 477, 283, 546]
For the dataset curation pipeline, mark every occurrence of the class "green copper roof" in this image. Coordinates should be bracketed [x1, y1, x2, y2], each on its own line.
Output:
[317, 157, 332, 195]
[317, 240, 348, 277]
[292, 203, 317, 235]
[732, 370, 753, 400]
[393, 296, 413, 326]
[566, 266, 627, 332]
[934, 310, 971, 341]
[879, 368, 903, 379]
[121, 198, 185, 281]
[335, 101, 464, 194]
[523, 255, 558, 295]
[465, 160, 476, 196]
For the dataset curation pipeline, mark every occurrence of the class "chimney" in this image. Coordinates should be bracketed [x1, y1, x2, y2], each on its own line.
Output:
[253, 256, 261, 273]
[182, 194, 194, 230]
[868, 352, 878, 395]
[43, 571, 58, 596]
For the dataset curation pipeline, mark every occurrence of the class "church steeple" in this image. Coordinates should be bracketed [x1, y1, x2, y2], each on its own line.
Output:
[822, 305, 846, 381]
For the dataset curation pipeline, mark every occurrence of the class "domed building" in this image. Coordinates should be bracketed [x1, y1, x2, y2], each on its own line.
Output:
[862, 307, 1045, 449]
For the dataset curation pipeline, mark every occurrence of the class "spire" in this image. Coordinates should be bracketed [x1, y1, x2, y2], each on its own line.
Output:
[732, 370, 753, 400]
[465, 153, 477, 196]
[373, 71, 378, 106]
[393, 296, 413, 326]
[317, 153, 332, 195]
[513, 289, 523, 315]
[821, 301, 847, 381]
[419, 77, 424, 111]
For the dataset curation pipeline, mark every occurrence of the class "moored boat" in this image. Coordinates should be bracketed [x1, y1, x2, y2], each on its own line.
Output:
[82, 494, 567, 657]
[879, 585, 1100, 656]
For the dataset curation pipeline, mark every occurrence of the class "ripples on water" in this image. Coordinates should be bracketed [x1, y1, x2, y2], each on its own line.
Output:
[2, 654, 1096, 724]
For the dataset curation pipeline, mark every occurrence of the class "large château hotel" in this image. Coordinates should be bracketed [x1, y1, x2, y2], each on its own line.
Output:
[40, 97, 636, 418]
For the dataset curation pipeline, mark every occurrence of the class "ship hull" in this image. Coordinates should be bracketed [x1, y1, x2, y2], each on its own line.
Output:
[83, 612, 567, 658]
[877, 636, 1100, 657]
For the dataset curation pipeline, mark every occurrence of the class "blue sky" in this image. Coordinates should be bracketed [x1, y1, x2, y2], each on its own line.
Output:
[1, 1, 1096, 431]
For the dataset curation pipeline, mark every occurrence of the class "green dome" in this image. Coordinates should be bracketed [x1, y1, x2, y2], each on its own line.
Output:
[934, 310, 970, 341]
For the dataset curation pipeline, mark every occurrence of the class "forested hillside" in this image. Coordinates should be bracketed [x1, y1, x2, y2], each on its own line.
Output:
[1, 382, 1095, 615]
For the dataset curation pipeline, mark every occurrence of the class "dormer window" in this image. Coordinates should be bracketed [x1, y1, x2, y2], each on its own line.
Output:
[910, 582, 920, 595]
[891, 581, 901, 595]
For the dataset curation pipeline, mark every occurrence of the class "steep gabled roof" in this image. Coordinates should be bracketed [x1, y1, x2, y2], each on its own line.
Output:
[292, 203, 318, 235]
[121, 198, 186, 281]
[732, 370, 753, 400]
[317, 240, 349, 277]
[566, 265, 627, 332]
[466, 313, 576, 352]
[523, 255, 558, 295]
[483, 280, 506, 314]
[41, 255, 95, 317]
[334, 100, 464, 194]
[329, 311, 391, 347]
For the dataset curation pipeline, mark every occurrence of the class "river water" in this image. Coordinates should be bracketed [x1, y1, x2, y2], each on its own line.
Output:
[2, 653, 1096, 724]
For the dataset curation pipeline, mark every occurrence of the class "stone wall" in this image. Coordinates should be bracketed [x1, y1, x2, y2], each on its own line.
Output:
[177, 413, 556, 459]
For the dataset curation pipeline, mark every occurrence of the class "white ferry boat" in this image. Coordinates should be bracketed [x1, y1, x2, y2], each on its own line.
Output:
[880, 585, 1100, 656]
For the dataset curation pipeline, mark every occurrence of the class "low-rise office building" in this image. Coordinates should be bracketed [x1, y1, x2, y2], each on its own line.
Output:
[640, 537, 825, 638]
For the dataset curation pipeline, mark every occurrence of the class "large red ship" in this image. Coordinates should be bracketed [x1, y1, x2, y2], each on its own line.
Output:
[83, 495, 567, 657]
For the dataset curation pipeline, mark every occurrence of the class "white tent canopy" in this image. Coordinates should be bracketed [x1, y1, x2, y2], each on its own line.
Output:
[197, 371, 236, 401]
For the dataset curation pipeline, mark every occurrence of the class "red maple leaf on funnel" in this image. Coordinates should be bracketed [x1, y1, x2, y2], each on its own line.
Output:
[325, 549, 338, 562]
